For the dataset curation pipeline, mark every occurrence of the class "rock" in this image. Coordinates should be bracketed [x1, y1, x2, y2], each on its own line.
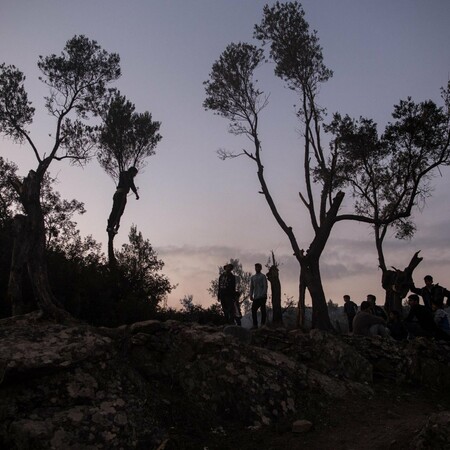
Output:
[3, 314, 450, 448]
[410, 411, 450, 449]
[223, 325, 252, 344]
[292, 419, 313, 433]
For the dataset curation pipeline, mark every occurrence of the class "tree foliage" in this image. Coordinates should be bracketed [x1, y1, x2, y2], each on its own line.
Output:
[204, 1, 450, 329]
[328, 86, 450, 271]
[114, 225, 174, 318]
[97, 91, 162, 180]
[0, 35, 121, 319]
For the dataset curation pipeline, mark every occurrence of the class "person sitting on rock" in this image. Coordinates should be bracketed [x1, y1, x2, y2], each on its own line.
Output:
[387, 310, 408, 341]
[431, 300, 450, 337]
[107, 167, 139, 234]
[353, 301, 390, 337]
[405, 294, 449, 340]
[366, 294, 387, 321]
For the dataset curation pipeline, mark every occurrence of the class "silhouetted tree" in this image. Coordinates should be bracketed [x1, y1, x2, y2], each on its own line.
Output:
[97, 91, 161, 265]
[112, 225, 173, 323]
[328, 87, 450, 311]
[204, 1, 450, 330]
[0, 35, 120, 320]
[0, 162, 106, 319]
[204, 3, 336, 329]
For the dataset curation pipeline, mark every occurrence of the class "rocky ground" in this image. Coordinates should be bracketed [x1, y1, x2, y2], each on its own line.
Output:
[1, 312, 450, 449]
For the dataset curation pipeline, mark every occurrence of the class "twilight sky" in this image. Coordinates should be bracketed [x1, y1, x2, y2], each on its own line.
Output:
[1, 0, 450, 308]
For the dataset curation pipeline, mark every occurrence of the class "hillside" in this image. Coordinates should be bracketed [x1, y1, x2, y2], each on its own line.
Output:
[1, 312, 450, 449]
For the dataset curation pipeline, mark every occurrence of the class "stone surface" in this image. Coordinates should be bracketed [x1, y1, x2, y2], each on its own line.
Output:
[292, 419, 313, 433]
[2, 313, 450, 448]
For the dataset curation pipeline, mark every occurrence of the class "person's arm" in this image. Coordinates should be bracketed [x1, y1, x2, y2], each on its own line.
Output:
[250, 277, 254, 300]
[443, 288, 450, 306]
[130, 178, 139, 199]
[410, 285, 421, 295]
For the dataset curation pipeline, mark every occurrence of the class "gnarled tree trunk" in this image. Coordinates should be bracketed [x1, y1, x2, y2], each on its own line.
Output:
[107, 231, 117, 268]
[7, 170, 71, 321]
[382, 250, 423, 313]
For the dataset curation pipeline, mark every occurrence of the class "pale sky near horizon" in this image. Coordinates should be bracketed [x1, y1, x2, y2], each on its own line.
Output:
[1, 0, 450, 309]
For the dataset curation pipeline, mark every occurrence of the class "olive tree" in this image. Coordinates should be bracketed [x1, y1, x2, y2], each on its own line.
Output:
[96, 91, 161, 265]
[204, 2, 450, 329]
[0, 35, 120, 319]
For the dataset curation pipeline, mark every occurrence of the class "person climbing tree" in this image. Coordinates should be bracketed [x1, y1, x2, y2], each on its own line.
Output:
[106, 166, 139, 234]
[97, 90, 161, 265]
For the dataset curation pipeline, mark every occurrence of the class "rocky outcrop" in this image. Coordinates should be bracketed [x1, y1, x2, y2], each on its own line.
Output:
[2, 314, 450, 449]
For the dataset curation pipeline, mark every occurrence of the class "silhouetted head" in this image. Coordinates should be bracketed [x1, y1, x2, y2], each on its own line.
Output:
[431, 299, 443, 311]
[408, 294, 420, 306]
[129, 166, 138, 176]
[255, 263, 262, 273]
[343, 295, 350, 302]
[366, 294, 376, 304]
[424, 275, 433, 286]
[360, 301, 371, 311]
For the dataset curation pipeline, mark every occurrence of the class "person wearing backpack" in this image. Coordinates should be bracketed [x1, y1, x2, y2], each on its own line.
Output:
[343, 295, 358, 333]
[410, 275, 450, 310]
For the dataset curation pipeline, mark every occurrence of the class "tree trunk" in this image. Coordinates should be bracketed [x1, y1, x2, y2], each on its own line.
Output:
[7, 170, 72, 322]
[297, 270, 306, 328]
[300, 257, 333, 331]
[382, 251, 423, 313]
[107, 231, 117, 268]
[7, 215, 34, 315]
[267, 265, 282, 326]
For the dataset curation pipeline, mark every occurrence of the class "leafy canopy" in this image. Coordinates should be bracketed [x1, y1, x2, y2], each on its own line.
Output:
[97, 91, 162, 180]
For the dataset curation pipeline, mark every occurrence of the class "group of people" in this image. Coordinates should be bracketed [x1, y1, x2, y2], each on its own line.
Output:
[344, 275, 450, 341]
[218, 262, 268, 329]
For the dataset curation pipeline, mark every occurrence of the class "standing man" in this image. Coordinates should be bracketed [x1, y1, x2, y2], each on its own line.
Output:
[343, 295, 358, 333]
[218, 264, 236, 324]
[107, 166, 139, 234]
[410, 275, 450, 310]
[250, 263, 268, 329]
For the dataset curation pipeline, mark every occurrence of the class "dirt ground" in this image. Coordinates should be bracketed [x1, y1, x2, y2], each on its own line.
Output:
[198, 381, 447, 450]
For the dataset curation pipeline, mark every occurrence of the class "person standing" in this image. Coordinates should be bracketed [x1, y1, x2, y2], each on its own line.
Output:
[250, 263, 268, 329]
[410, 275, 450, 310]
[218, 264, 236, 324]
[343, 295, 358, 333]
